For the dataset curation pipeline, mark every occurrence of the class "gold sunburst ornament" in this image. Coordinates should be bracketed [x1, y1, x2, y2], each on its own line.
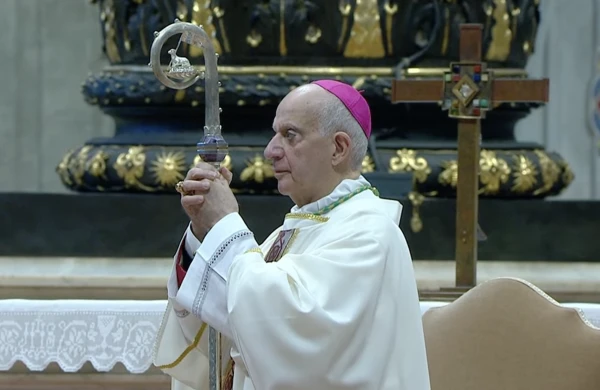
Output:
[240, 155, 275, 183]
[150, 151, 187, 187]
[512, 155, 538, 193]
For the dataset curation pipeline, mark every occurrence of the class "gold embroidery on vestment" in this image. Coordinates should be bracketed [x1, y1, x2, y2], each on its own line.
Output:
[284, 213, 329, 223]
[155, 319, 207, 369]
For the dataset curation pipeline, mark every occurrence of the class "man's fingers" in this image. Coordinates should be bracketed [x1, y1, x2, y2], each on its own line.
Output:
[181, 194, 205, 208]
[219, 167, 233, 184]
[182, 179, 211, 193]
[186, 167, 219, 181]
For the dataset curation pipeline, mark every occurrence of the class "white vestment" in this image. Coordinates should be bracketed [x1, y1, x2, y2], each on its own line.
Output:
[153, 176, 430, 390]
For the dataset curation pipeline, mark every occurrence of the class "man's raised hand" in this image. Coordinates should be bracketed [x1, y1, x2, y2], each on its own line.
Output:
[180, 162, 238, 240]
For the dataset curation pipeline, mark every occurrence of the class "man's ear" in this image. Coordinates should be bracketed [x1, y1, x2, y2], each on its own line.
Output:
[332, 132, 352, 167]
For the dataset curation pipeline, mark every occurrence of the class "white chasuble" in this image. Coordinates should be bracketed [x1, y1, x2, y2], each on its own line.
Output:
[153, 176, 431, 390]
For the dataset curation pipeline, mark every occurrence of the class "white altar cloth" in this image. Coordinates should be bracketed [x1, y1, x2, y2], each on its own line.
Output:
[0, 299, 598, 374]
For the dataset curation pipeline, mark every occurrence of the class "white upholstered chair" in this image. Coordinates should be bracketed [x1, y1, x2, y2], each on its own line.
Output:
[422, 277, 600, 390]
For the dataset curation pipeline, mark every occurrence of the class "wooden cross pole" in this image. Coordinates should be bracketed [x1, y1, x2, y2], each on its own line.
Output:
[391, 24, 549, 293]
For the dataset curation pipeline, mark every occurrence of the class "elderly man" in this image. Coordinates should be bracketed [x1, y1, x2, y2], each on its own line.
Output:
[153, 80, 430, 390]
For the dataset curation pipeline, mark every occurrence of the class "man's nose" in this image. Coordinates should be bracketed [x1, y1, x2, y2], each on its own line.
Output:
[264, 136, 283, 160]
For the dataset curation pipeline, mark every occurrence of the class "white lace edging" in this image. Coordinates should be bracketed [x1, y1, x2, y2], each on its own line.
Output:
[1, 297, 598, 374]
[0, 300, 167, 373]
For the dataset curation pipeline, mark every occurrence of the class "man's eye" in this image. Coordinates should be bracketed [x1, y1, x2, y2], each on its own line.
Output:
[285, 131, 296, 139]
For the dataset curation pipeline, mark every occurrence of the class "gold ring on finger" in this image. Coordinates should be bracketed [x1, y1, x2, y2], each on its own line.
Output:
[175, 181, 190, 196]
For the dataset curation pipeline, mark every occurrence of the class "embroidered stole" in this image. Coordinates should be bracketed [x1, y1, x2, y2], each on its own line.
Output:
[221, 228, 298, 390]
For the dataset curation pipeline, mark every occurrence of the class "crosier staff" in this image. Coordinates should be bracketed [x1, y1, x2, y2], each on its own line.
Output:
[149, 18, 227, 390]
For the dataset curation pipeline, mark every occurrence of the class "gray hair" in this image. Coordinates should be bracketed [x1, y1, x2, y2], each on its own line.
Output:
[314, 93, 368, 172]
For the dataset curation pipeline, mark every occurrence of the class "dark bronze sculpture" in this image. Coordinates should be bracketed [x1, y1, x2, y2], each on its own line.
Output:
[57, 0, 572, 232]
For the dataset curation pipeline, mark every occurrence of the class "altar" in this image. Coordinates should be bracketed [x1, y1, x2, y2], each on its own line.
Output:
[1, 298, 599, 390]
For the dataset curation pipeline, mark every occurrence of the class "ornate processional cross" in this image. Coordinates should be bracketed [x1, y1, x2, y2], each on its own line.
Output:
[391, 24, 549, 293]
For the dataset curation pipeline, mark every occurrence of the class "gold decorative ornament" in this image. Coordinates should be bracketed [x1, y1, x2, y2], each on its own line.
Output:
[305, 25, 322, 44]
[246, 30, 262, 48]
[361, 155, 375, 173]
[176, 1, 188, 23]
[337, 0, 352, 52]
[213, 6, 231, 53]
[559, 160, 575, 186]
[511, 155, 538, 193]
[440, 6, 450, 55]
[189, 0, 223, 57]
[105, 64, 527, 78]
[485, 0, 513, 62]
[388, 148, 568, 199]
[352, 76, 366, 90]
[511, 7, 521, 42]
[408, 191, 425, 233]
[384, 1, 398, 55]
[88, 150, 110, 179]
[114, 146, 155, 191]
[479, 150, 511, 195]
[438, 160, 458, 188]
[150, 151, 187, 187]
[175, 89, 186, 102]
[279, 0, 287, 56]
[101, 0, 120, 62]
[56, 144, 571, 198]
[390, 149, 431, 234]
[71, 145, 93, 186]
[533, 149, 561, 195]
[240, 155, 275, 183]
[343, 0, 386, 58]
[389, 149, 431, 183]
[528, 8, 538, 54]
[56, 150, 75, 186]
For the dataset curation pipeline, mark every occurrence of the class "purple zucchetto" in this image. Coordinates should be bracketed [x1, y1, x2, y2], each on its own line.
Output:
[312, 79, 372, 139]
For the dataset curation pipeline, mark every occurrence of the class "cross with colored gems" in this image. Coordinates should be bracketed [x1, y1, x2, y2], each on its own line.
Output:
[391, 24, 549, 294]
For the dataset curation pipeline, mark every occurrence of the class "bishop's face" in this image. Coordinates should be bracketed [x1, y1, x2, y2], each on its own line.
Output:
[264, 85, 336, 207]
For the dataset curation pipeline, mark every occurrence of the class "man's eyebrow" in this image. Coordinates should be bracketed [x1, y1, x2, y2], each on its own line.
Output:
[281, 123, 304, 132]
[273, 123, 299, 132]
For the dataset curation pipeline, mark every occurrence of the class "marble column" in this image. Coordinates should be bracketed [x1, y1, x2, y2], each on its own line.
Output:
[0, 0, 112, 194]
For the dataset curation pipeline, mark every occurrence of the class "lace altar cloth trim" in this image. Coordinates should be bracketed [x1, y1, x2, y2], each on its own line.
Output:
[0, 299, 167, 374]
[0, 300, 598, 374]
